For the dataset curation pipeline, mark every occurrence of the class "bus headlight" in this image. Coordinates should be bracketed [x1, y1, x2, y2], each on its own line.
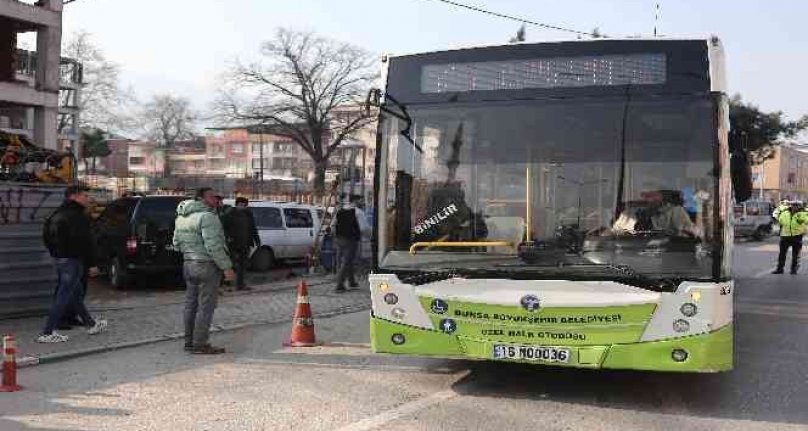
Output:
[673, 319, 690, 333]
[384, 293, 399, 305]
[391, 333, 406, 345]
[680, 303, 698, 317]
[391, 307, 406, 319]
[671, 349, 689, 362]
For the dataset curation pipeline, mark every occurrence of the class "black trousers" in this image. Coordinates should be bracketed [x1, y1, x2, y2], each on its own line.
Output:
[777, 235, 803, 271]
[336, 237, 359, 288]
[232, 247, 250, 289]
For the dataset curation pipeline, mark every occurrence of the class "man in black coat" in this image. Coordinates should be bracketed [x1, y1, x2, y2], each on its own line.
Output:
[38, 185, 108, 343]
[222, 197, 260, 290]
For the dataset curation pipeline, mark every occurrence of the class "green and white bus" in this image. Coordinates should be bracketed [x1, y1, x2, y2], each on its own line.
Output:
[368, 38, 740, 372]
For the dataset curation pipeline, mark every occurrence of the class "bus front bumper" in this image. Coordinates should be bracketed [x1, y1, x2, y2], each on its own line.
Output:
[370, 316, 733, 373]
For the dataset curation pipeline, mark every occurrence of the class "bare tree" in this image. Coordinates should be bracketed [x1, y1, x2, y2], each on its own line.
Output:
[218, 28, 378, 194]
[141, 94, 197, 148]
[61, 30, 135, 134]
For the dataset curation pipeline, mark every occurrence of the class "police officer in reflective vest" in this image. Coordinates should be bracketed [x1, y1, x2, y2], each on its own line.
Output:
[772, 201, 808, 274]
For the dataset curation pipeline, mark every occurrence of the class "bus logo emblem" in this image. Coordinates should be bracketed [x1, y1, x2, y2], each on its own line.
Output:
[439, 319, 457, 334]
[431, 299, 448, 314]
[521, 295, 541, 312]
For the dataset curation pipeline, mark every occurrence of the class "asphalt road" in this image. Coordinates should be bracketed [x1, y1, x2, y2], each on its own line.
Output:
[2, 238, 807, 431]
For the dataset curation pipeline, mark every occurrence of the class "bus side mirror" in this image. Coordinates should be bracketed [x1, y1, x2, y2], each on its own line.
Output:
[730, 148, 753, 203]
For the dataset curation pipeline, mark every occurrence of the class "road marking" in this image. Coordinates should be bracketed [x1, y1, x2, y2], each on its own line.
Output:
[336, 389, 459, 431]
[748, 244, 779, 252]
[238, 357, 462, 374]
[738, 298, 808, 307]
[752, 268, 776, 278]
[736, 305, 808, 320]
[278, 344, 371, 356]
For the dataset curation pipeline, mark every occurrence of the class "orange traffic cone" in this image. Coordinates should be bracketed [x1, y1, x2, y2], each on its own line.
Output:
[283, 281, 320, 347]
[0, 335, 22, 392]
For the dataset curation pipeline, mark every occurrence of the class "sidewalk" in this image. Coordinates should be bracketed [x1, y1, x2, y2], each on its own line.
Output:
[0, 274, 370, 365]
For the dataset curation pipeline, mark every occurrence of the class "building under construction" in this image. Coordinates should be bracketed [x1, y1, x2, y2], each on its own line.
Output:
[0, 0, 79, 152]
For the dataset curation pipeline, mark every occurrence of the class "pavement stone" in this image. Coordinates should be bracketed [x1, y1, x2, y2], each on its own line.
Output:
[0, 274, 370, 363]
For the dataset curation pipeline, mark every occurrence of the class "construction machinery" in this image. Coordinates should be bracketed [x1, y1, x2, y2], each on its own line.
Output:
[0, 131, 75, 184]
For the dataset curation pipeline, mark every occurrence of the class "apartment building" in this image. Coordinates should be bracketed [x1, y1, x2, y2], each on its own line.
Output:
[753, 143, 808, 202]
[205, 129, 250, 178]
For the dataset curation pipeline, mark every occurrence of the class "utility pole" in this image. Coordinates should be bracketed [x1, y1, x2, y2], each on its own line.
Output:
[259, 128, 265, 199]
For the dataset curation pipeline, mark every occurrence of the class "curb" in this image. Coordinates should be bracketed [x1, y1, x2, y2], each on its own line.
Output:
[17, 303, 371, 369]
[87, 276, 336, 313]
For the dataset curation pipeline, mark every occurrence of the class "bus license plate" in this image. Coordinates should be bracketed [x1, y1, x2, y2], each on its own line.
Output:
[492, 345, 571, 363]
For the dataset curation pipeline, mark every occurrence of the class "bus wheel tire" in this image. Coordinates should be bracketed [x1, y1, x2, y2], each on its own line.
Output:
[753, 227, 767, 241]
[251, 248, 275, 272]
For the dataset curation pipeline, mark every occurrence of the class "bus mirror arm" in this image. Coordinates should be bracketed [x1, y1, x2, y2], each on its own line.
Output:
[366, 89, 423, 153]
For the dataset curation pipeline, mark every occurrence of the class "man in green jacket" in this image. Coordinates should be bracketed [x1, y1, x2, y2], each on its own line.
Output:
[772, 201, 808, 274]
[173, 188, 236, 354]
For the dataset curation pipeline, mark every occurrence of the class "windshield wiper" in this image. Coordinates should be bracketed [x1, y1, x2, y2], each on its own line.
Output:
[557, 262, 681, 291]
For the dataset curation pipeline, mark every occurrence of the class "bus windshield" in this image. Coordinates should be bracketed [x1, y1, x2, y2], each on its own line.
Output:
[379, 95, 724, 282]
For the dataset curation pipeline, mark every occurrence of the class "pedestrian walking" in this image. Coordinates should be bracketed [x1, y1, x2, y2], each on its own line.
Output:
[37, 185, 108, 343]
[332, 195, 370, 293]
[173, 187, 236, 354]
[772, 200, 808, 274]
[221, 197, 261, 291]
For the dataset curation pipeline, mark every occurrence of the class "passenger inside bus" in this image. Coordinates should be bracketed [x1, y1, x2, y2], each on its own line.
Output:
[612, 190, 699, 238]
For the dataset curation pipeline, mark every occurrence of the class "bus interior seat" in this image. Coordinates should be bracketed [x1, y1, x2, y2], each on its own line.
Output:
[485, 216, 525, 253]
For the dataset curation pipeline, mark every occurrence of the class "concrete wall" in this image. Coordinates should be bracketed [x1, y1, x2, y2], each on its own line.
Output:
[0, 182, 65, 318]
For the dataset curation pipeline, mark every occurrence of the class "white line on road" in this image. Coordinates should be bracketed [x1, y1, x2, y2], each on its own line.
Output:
[238, 357, 461, 374]
[336, 389, 459, 431]
[752, 268, 776, 278]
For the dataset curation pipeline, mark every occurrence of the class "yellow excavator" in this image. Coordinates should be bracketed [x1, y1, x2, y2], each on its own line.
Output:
[0, 131, 75, 184]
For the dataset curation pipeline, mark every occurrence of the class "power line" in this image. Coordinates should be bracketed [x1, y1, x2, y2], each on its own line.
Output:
[421, 0, 601, 38]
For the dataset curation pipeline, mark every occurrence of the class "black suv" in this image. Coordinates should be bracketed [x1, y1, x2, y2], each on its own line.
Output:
[94, 195, 187, 289]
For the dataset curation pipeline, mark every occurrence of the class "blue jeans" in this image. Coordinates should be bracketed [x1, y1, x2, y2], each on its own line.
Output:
[43, 258, 95, 335]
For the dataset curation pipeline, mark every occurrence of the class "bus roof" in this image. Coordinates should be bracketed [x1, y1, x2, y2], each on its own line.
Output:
[383, 38, 725, 105]
[385, 36, 721, 60]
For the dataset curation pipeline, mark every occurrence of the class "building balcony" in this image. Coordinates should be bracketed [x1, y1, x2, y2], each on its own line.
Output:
[0, 0, 61, 29]
[14, 49, 83, 87]
[0, 80, 58, 107]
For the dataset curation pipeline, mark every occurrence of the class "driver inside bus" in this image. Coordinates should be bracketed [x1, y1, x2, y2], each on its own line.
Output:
[613, 190, 698, 237]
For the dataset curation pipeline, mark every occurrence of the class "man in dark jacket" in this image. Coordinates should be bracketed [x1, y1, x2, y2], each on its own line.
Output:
[221, 197, 260, 290]
[331, 195, 370, 293]
[38, 185, 108, 343]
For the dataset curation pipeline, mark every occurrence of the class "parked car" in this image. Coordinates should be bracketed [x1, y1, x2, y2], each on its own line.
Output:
[734, 200, 775, 240]
[223, 200, 322, 271]
[94, 195, 187, 289]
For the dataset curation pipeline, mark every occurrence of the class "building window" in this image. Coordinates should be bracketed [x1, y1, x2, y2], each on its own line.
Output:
[252, 159, 271, 169]
[129, 157, 145, 165]
[232, 143, 244, 154]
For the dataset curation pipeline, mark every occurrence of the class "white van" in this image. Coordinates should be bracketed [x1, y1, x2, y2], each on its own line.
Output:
[223, 200, 323, 270]
[733, 200, 775, 240]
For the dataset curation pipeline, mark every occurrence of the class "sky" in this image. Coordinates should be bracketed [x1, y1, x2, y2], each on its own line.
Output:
[54, 0, 808, 121]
